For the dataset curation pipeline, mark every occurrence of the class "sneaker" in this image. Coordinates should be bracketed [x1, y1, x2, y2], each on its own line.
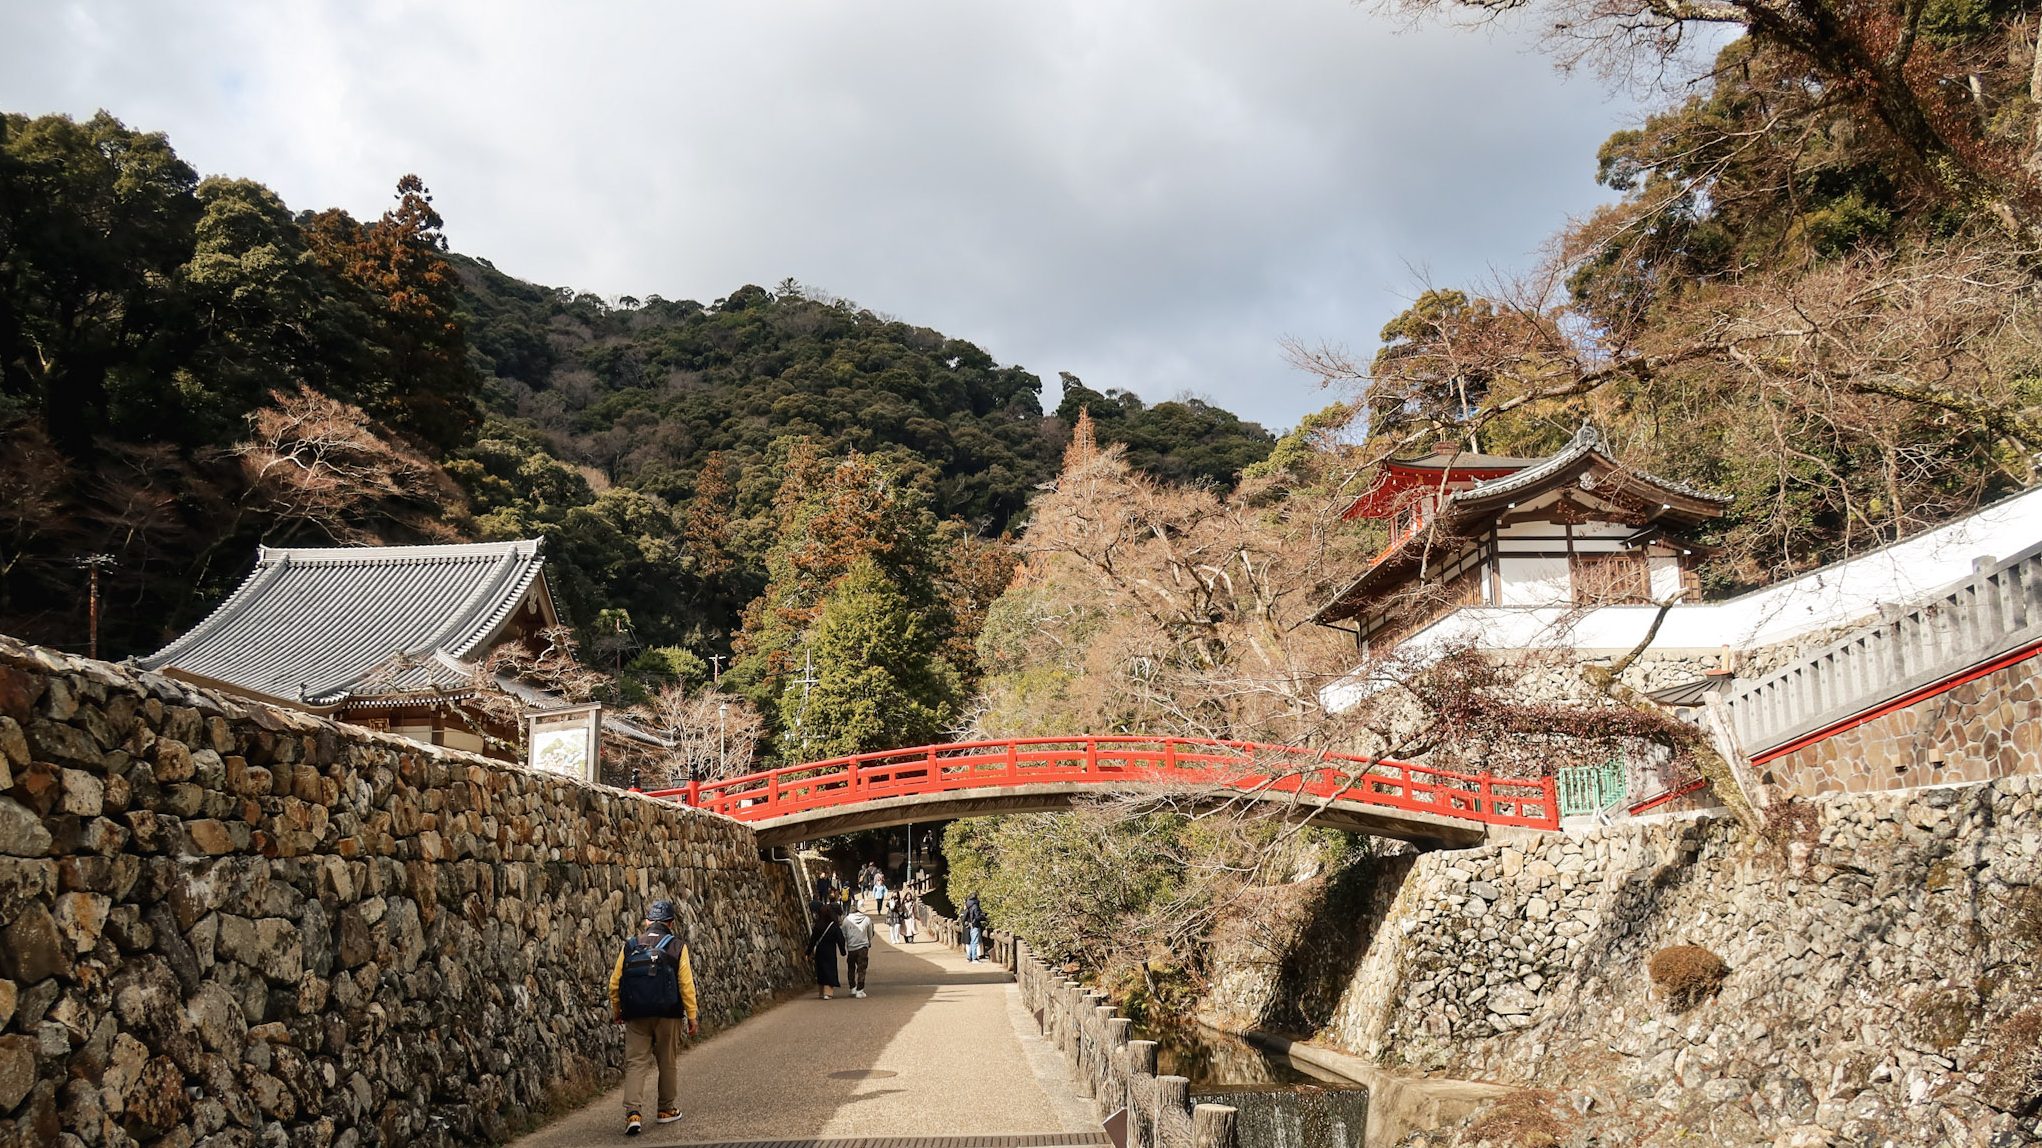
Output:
[625, 1111, 642, 1136]
[852, 989, 866, 998]
[656, 1110, 682, 1124]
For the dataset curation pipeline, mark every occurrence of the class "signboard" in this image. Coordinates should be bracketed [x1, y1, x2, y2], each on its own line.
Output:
[527, 704, 601, 783]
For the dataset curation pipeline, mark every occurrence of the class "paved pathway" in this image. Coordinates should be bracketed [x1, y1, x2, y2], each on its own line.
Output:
[513, 929, 1100, 1147]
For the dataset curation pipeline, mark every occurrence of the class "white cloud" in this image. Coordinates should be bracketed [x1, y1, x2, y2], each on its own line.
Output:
[1, 0, 1653, 428]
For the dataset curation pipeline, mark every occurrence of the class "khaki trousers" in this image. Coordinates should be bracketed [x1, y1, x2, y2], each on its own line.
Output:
[622, 1017, 686, 1113]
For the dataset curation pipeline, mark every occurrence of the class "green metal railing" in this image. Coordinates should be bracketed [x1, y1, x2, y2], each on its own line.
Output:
[1557, 758, 1628, 816]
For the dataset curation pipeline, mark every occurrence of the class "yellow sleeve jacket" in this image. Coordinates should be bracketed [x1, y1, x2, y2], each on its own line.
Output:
[609, 936, 700, 1023]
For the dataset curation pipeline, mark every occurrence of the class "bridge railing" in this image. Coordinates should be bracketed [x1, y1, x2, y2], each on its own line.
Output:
[646, 735, 1559, 830]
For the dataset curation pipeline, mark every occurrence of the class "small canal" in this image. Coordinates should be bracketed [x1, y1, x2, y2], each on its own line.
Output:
[1130, 1021, 1369, 1148]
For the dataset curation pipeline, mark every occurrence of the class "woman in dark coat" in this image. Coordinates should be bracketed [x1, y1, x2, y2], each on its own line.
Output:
[808, 904, 846, 999]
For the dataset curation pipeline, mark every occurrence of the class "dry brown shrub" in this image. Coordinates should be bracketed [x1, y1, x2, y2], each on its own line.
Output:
[626, 684, 765, 786]
[2002, 885, 2042, 955]
[1756, 798, 1821, 863]
[1647, 944, 1728, 1012]
[1464, 1089, 1569, 1148]
[1977, 1007, 2042, 1116]
[232, 385, 466, 541]
[1905, 986, 1979, 1052]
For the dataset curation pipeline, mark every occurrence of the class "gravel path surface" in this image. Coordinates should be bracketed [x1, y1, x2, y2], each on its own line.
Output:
[513, 931, 1099, 1146]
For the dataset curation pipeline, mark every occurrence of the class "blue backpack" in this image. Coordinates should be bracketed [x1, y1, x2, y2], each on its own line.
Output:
[618, 933, 681, 1019]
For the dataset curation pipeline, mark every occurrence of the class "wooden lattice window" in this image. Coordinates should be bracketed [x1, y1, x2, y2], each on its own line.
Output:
[1570, 553, 1650, 605]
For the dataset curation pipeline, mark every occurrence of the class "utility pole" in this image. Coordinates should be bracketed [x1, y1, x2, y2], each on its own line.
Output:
[708, 653, 724, 684]
[717, 702, 728, 777]
[789, 647, 819, 755]
[74, 554, 116, 660]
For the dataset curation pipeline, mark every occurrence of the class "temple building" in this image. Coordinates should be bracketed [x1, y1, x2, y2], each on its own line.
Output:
[1312, 427, 2042, 821]
[1310, 426, 1733, 653]
[136, 539, 562, 757]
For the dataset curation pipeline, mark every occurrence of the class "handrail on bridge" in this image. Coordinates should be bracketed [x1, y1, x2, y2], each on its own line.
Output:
[644, 735, 1560, 831]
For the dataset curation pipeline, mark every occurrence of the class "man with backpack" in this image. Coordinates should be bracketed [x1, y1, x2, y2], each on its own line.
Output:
[609, 899, 699, 1136]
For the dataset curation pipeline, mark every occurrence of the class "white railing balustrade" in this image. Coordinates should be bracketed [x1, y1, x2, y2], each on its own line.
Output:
[1721, 542, 2042, 757]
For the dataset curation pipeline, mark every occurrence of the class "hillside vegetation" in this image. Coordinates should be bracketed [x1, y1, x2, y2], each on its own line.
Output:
[0, 111, 1271, 733]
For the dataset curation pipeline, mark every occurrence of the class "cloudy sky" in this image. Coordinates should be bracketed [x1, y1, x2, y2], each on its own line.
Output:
[2, 0, 1665, 429]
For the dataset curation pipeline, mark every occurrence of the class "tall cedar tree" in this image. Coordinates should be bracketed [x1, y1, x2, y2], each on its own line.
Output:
[303, 175, 477, 451]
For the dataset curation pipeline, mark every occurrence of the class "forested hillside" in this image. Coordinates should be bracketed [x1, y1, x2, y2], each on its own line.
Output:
[0, 110, 1273, 710]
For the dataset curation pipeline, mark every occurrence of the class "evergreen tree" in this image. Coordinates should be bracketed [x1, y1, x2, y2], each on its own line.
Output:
[780, 559, 961, 759]
[178, 177, 332, 440]
[729, 449, 960, 751]
[0, 111, 201, 450]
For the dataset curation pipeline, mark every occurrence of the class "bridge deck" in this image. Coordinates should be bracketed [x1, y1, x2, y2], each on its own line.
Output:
[743, 782, 1489, 848]
[512, 930, 1100, 1147]
[649, 736, 1557, 848]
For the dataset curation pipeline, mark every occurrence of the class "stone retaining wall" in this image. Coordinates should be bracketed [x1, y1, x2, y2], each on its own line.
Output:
[0, 637, 809, 1148]
[1309, 778, 2042, 1146]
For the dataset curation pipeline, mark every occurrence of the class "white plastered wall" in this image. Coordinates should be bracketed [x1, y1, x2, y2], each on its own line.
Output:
[1498, 557, 1571, 605]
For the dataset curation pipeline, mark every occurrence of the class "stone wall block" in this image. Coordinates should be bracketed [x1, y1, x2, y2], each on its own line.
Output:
[40, 680, 77, 723]
[150, 741, 193, 785]
[0, 1034, 36, 1112]
[25, 721, 100, 772]
[0, 717, 28, 773]
[0, 666, 44, 724]
[0, 800, 49, 859]
[1, 903, 64, 985]
[57, 770, 103, 819]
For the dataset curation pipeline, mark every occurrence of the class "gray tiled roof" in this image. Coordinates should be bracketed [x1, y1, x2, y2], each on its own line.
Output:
[137, 540, 552, 706]
[1450, 425, 1731, 508]
[1644, 675, 1732, 706]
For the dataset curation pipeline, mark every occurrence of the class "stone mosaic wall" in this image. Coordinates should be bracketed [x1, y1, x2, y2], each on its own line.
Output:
[1759, 651, 2042, 799]
[0, 637, 809, 1148]
[1304, 779, 2042, 1147]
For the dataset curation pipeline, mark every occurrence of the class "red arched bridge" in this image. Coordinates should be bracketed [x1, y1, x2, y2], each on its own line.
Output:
[647, 736, 1559, 849]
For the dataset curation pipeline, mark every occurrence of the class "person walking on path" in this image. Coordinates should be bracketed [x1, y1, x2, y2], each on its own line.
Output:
[886, 893, 904, 944]
[808, 904, 846, 999]
[609, 899, 699, 1136]
[841, 902, 875, 997]
[899, 889, 920, 944]
[961, 893, 988, 963]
